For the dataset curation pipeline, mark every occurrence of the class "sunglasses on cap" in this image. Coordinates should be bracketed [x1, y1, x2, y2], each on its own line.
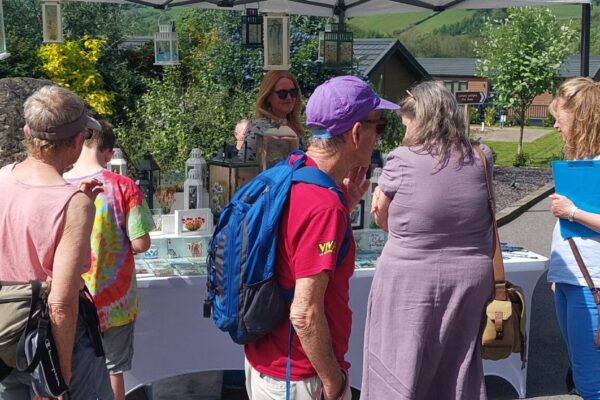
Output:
[273, 88, 299, 100]
[362, 119, 387, 135]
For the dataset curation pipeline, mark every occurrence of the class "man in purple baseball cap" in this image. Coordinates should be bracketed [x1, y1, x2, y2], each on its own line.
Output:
[244, 76, 398, 400]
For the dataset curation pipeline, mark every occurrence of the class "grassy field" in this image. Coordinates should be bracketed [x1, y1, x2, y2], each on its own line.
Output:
[483, 131, 564, 168]
[348, 4, 587, 38]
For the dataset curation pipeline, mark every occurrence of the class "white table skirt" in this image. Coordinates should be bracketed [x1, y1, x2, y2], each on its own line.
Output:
[125, 252, 547, 398]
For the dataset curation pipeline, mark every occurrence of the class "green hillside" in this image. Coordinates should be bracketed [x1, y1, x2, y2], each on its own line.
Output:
[349, 5, 585, 37]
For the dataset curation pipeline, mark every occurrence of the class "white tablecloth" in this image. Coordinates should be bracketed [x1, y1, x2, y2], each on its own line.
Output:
[125, 252, 547, 398]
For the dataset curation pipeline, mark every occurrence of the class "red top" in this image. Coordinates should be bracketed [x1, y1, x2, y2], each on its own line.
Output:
[245, 155, 355, 380]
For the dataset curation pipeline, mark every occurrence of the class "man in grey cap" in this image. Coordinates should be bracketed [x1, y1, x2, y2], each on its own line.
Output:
[244, 76, 399, 400]
[0, 85, 112, 399]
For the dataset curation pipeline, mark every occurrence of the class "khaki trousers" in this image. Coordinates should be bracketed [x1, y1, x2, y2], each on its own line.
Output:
[245, 358, 352, 400]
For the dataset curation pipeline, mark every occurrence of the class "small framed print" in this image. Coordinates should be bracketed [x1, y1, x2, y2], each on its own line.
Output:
[175, 208, 213, 236]
[350, 200, 364, 230]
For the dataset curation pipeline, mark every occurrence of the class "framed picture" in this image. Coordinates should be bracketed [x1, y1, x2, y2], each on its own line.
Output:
[350, 200, 364, 230]
[175, 208, 213, 236]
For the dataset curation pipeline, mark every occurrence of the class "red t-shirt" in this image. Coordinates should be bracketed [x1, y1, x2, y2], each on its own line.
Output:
[245, 156, 356, 380]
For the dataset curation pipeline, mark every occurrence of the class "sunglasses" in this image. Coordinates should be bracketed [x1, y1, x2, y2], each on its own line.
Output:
[273, 88, 299, 100]
[84, 128, 94, 140]
[362, 119, 387, 135]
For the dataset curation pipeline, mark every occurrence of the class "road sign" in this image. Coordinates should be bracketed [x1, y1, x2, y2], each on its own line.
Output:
[455, 91, 486, 104]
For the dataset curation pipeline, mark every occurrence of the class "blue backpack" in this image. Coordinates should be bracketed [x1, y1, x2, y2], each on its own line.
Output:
[204, 151, 350, 345]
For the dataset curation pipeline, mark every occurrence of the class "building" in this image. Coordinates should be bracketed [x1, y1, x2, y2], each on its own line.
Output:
[418, 56, 600, 122]
[353, 38, 430, 103]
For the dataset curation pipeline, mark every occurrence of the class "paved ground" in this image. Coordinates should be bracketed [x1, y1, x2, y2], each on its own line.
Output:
[469, 125, 551, 143]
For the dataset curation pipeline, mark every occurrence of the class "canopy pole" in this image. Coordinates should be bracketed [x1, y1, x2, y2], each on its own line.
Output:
[334, 0, 345, 22]
[581, 3, 590, 77]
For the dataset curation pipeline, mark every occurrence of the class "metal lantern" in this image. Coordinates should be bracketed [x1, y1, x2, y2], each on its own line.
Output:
[107, 148, 127, 176]
[138, 152, 161, 208]
[263, 14, 289, 70]
[184, 168, 209, 210]
[208, 143, 259, 216]
[0, 0, 8, 60]
[185, 148, 207, 188]
[154, 22, 179, 66]
[318, 23, 353, 69]
[241, 8, 263, 48]
[256, 126, 299, 171]
[42, 0, 62, 43]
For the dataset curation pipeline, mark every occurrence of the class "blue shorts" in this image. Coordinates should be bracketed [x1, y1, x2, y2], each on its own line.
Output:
[0, 315, 112, 399]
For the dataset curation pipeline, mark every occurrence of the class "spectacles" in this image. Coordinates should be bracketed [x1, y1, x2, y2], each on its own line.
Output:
[84, 129, 94, 140]
[273, 88, 299, 100]
[362, 119, 387, 136]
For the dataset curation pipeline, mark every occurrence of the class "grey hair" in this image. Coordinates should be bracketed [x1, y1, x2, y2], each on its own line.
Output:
[24, 86, 85, 133]
[308, 134, 346, 153]
[23, 86, 84, 158]
[400, 80, 473, 167]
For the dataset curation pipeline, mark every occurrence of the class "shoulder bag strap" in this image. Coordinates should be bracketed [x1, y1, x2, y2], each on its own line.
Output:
[474, 145, 507, 301]
[567, 238, 600, 306]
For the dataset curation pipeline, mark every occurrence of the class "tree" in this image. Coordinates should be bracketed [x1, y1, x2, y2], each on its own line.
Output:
[475, 7, 576, 159]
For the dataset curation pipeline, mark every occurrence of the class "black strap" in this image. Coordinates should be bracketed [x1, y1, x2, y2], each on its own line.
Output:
[79, 286, 105, 357]
[15, 281, 44, 373]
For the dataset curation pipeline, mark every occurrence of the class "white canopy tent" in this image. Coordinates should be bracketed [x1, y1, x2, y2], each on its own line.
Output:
[77, 0, 593, 74]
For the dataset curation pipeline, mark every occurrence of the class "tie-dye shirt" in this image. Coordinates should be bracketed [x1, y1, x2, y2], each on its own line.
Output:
[66, 170, 154, 331]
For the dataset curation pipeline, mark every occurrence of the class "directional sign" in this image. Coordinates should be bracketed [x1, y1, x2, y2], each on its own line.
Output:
[455, 91, 486, 104]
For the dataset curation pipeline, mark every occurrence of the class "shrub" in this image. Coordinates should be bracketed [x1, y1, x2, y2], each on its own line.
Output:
[513, 151, 530, 167]
[543, 111, 555, 127]
[484, 107, 496, 127]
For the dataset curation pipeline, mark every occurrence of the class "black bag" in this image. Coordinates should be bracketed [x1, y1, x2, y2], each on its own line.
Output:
[15, 291, 70, 398]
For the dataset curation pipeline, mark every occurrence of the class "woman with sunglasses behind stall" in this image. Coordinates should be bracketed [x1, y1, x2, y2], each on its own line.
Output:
[361, 81, 494, 400]
[237, 70, 304, 162]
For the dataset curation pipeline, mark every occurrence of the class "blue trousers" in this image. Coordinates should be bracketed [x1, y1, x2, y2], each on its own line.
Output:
[555, 282, 600, 400]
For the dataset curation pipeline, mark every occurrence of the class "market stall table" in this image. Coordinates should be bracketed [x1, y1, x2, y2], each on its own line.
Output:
[125, 249, 547, 398]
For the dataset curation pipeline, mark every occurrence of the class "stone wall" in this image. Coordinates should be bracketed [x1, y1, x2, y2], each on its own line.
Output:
[0, 77, 54, 167]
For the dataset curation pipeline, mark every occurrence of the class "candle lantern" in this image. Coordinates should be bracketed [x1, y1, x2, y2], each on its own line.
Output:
[241, 8, 263, 48]
[185, 148, 207, 187]
[184, 167, 210, 210]
[154, 22, 179, 66]
[138, 152, 161, 208]
[263, 13, 289, 70]
[256, 126, 299, 170]
[318, 23, 353, 69]
[107, 148, 127, 176]
[208, 143, 259, 215]
[42, 0, 63, 43]
[0, 0, 8, 60]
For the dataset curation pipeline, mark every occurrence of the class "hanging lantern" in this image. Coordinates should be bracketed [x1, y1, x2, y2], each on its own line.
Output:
[107, 148, 127, 176]
[263, 13, 289, 70]
[154, 21, 179, 66]
[42, 0, 63, 43]
[0, 0, 8, 60]
[241, 8, 263, 48]
[318, 23, 353, 69]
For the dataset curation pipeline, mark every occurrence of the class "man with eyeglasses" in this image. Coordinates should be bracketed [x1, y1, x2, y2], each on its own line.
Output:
[244, 75, 398, 400]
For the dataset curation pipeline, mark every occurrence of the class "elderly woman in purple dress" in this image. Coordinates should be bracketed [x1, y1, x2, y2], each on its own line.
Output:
[361, 81, 495, 400]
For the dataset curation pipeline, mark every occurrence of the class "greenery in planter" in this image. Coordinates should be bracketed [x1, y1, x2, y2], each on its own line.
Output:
[484, 107, 496, 127]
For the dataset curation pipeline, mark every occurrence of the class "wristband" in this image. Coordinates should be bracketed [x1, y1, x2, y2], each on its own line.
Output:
[568, 206, 578, 222]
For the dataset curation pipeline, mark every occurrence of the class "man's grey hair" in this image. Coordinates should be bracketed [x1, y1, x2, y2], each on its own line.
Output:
[308, 134, 346, 153]
[24, 86, 85, 133]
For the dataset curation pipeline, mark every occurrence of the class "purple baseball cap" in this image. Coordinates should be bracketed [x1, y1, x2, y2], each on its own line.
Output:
[306, 75, 399, 138]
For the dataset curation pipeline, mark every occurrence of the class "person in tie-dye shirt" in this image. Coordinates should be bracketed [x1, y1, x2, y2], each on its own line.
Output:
[64, 121, 154, 400]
